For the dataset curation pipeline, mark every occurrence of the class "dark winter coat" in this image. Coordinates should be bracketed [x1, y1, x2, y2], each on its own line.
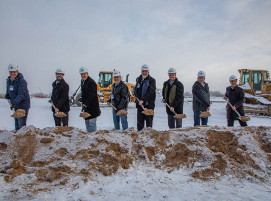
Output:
[162, 78, 184, 115]
[192, 81, 210, 112]
[225, 86, 246, 120]
[109, 81, 129, 110]
[134, 75, 156, 110]
[6, 73, 30, 110]
[81, 76, 101, 119]
[51, 79, 70, 112]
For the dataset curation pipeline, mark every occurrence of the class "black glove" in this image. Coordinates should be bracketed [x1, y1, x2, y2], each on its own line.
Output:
[10, 105, 15, 110]
[5, 94, 10, 99]
[78, 97, 82, 103]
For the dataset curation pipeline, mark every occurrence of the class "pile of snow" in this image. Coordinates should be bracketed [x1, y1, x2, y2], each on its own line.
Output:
[0, 126, 270, 200]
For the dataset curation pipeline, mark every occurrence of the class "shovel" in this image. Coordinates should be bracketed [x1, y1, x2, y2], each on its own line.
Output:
[52, 104, 67, 118]
[200, 111, 211, 118]
[136, 98, 154, 116]
[228, 102, 250, 122]
[165, 103, 186, 119]
[8, 100, 25, 119]
[79, 104, 91, 119]
[110, 104, 128, 116]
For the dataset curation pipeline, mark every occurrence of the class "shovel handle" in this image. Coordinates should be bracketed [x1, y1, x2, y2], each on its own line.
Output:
[136, 97, 145, 110]
[227, 102, 241, 117]
[111, 105, 118, 111]
[165, 103, 177, 115]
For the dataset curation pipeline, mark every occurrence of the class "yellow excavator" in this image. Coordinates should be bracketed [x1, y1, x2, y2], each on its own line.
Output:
[70, 70, 136, 106]
[238, 69, 271, 115]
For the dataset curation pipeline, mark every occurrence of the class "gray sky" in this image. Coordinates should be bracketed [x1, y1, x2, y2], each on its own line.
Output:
[1, 0, 271, 94]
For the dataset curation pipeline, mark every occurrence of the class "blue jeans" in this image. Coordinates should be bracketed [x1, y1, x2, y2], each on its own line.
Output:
[112, 108, 128, 130]
[194, 111, 208, 126]
[85, 118, 97, 132]
[15, 109, 29, 130]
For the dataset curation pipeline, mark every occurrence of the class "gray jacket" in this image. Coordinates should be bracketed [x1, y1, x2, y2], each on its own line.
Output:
[192, 81, 210, 112]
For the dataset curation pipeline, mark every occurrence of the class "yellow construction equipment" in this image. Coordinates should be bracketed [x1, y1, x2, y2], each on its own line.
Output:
[238, 69, 271, 116]
[70, 70, 136, 106]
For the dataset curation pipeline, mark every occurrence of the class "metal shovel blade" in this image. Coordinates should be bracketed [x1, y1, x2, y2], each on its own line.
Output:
[11, 109, 26, 119]
[79, 112, 91, 118]
[200, 111, 211, 118]
[116, 109, 128, 116]
[174, 113, 187, 119]
[142, 109, 155, 116]
[54, 112, 67, 118]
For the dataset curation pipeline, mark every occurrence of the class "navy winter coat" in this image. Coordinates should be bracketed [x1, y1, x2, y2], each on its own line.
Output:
[192, 81, 210, 112]
[6, 73, 30, 110]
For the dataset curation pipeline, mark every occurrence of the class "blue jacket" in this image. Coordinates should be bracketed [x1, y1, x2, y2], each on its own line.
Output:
[6, 73, 30, 110]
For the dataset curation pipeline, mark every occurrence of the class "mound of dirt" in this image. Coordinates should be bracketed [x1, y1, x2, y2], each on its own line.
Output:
[0, 125, 270, 193]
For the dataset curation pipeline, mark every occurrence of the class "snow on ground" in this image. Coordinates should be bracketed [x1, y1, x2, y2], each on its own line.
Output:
[0, 95, 271, 201]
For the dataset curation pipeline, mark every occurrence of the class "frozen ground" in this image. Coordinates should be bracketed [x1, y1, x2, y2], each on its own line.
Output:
[0, 94, 270, 130]
[0, 95, 270, 201]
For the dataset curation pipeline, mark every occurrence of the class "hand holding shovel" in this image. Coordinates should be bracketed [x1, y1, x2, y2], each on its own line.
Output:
[8, 100, 25, 119]
[52, 104, 67, 118]
[165, 103, 186, 119]
[110, 103, 128, 116]
[136, 98, 154, 116]
[79, 104, 91, 119]
[228, 102, 250, 122]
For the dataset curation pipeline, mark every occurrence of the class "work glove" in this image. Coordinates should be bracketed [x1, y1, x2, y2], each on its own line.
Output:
[5, 94, 10, 99]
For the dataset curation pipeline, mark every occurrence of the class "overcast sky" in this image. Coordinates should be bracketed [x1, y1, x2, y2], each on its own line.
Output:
[1, 0, 271, 94]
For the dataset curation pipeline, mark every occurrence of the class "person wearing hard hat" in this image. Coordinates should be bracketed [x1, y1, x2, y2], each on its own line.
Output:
[49, 68, 70, 126]
[79, 67, 101, 132]
[107, 70, 129, 130]
[5, 64, 30, 130]
[134, 64, 156, 131]
[224, 75, 247, 127]
[192, 71, 211, 126]
[162, 68, 184, 129]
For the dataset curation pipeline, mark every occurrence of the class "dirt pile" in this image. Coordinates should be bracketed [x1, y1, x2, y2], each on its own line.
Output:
[0, 125, 270, 191]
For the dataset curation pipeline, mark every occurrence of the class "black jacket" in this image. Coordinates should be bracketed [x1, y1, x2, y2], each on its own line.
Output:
[192, 81, 210, 112]
[51, 79, 70, 112]
[162, 78, 184, 115]
[135, 75, 156, 110]
[81, 76, 101, 119]
[109, 81, 129, 110]
[225, 86, 245, 119]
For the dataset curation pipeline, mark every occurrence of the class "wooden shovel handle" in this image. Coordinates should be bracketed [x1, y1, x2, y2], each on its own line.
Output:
[165, 103, 177, 115]
[111, 105, 117, 111]
[136, 97, 145, 110]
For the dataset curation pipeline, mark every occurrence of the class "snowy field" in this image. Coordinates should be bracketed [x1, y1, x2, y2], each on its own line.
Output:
[0, 94, 270, 130]
[0, 95, 271, 201]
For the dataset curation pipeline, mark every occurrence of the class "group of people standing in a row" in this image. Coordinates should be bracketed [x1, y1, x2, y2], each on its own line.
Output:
[5, 63, 247, 131]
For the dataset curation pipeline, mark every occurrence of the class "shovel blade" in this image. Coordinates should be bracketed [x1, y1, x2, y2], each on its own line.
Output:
[142, 109, 154, 116]
[54, 112, 67, 118]
[239, 116, 250, 122]
[174, 114, 186, 119]
[11, 109, 26, 119]
[116, 110, 128, 116]
[80, 112, 91, 118]
[200, 111, 211, 118]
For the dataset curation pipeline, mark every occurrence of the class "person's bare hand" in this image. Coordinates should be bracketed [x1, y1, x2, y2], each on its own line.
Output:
[139, 100, 143, 106]
[55, 108, 59, 113]
[170, 107, 175, 112]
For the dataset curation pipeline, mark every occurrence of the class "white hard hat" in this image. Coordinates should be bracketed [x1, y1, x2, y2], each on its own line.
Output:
[8, 63, 18, 72]
[55, 68, 65, 75]
[113, 70, 121, 77]
[168, 68, 176, 74]
[141, 64, 149, 71]
[79, 66, 88, 74]
[197, 70, 206, 77]
[229, 75, 238, 81]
